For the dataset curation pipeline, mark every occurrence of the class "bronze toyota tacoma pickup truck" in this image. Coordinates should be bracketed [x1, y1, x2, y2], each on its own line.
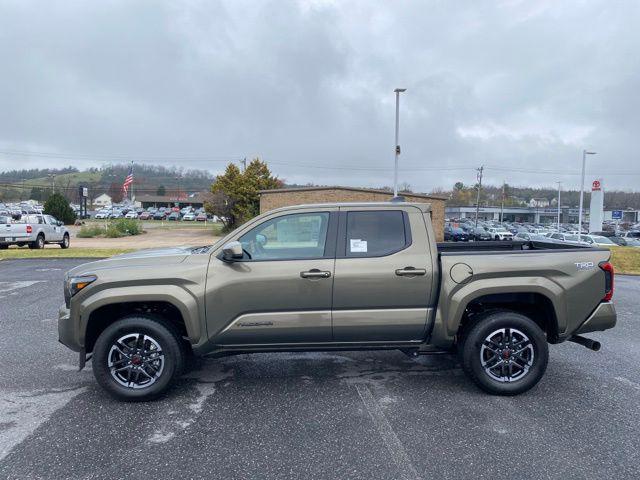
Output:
[58, 202, 616, 401]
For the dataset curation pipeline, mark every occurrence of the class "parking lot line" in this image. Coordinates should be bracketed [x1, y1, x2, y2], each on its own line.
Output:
[0, 387, 86, 462]
[355, 384, 421, 480]
[0, 281, 44, 299]
[614, 376, 640, 391]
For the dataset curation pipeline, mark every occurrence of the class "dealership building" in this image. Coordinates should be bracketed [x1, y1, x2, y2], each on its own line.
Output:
[445, 205, 586, 224]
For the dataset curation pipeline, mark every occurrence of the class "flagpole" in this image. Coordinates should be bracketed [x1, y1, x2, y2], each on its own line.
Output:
[130, 161, 134, 204]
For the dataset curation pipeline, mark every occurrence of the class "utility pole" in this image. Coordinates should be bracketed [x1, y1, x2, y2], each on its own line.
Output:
[393, 88, 406, 197]
[500, 181, 505, 223]
[578, 150, 596, 238]
[474, 165, 484, 227]
[556, 181, 562, 231]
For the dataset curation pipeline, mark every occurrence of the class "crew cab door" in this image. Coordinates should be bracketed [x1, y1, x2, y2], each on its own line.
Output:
[332, 206, 435, 342]
[205, 209, 338, 345]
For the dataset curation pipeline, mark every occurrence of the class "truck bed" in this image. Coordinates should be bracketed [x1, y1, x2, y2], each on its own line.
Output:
[437, 239, 595, 253]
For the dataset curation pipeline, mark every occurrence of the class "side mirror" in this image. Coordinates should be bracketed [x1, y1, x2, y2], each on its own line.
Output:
[222, 241, 244, 261]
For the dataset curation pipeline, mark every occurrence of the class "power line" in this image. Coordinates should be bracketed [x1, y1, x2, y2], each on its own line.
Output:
[3, 147, 640, 177]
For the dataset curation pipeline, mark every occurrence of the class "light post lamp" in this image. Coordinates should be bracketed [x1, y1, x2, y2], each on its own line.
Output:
[393, 88, 406, 198]
[578, 150, 597, 237]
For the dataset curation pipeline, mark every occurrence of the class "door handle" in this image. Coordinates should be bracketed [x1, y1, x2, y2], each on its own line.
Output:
[395, 267, 427, 277]
[300, 269, 332, 279]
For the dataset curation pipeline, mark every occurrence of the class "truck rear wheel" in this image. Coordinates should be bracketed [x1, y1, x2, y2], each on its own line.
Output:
[29, 234, 45, 249]
[460, 311, 548, 395]
[60, 233, 70, 249]
[92, 315, 185, 401]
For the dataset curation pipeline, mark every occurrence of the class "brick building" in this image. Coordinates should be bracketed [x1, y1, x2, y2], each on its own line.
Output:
[259, 186, 446, 241]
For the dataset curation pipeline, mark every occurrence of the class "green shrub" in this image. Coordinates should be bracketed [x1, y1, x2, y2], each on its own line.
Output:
[104, 224, 124, 238]
[112, 218, 142, 236]
[76, 225, 105, 238]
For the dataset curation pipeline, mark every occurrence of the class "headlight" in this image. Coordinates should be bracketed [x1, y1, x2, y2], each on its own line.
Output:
[64, 275, 97, 307]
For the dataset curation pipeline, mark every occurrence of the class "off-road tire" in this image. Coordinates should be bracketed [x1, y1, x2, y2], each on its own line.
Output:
[92, 315, 185, 401]
[460, 310, 548, 395]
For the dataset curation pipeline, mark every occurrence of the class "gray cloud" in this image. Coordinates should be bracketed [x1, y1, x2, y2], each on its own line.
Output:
[1, 0, 638, 192]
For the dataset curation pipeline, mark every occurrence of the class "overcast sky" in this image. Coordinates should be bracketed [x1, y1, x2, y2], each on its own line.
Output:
[1, 0, 639, 192]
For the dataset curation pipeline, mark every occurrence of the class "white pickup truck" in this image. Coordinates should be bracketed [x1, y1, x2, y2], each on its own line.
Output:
[0, 214, 70, 249]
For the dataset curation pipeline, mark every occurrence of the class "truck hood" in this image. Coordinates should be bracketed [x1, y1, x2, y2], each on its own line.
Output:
[66, 246, 210, 276]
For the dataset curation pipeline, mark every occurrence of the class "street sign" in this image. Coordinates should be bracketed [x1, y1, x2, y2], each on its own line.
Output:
[612, 210, 623, 220]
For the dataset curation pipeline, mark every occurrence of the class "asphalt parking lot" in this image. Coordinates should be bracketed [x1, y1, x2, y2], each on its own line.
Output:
[1, 259, 639, 480]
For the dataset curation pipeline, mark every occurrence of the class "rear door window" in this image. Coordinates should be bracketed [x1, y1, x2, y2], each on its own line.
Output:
[344, 210, 410, 257]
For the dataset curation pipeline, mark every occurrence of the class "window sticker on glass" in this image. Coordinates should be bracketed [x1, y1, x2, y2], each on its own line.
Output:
[350, 239, 368, 253]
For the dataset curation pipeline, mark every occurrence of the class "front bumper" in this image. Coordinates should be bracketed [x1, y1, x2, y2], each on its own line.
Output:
[575, 301, 617, 335]
[58, 303, 81, 352]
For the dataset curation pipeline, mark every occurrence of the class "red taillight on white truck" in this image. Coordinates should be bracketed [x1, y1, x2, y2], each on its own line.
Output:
[599, 261, 614, 302]
[26, 225, 32, 234]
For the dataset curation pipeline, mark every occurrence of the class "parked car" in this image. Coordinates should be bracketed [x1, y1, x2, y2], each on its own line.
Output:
[449, 227, 469, 242]
[585, 235, 617, 247]
[487, 228, 514, 241]
[514, 232, 549, 242]
[139, 211, 152, 220]
[470, 227, 491, 241]
[624, 238, 640, 247]
[94, 210, 110, 219]
[1, 214, 70, 249]
[125, 211, 139, 219]
[167, 212, 181, 221]
[59, 201, 616, 401]
[152, 211, 167, 220]
[182, 213, 196, 221]
[195, 213, 208, 222]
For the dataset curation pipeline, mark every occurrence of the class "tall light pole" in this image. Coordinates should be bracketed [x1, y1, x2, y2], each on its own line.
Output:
[556, 181, 562, 231]
[474, 165, 484, 228]
[578, 150, 597, 235]
[393, 88, 406, 197]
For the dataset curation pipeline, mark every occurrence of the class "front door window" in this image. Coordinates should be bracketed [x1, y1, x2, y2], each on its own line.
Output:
[239, 212, 330, 260]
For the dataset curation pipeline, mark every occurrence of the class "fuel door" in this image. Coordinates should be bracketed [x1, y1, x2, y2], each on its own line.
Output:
[450, 262, 473, 284]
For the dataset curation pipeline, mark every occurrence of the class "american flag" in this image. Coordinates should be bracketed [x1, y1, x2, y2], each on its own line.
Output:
[122, 164, 134, 196]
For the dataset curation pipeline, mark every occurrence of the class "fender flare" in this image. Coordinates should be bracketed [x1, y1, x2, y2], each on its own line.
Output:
[76, 285, 203, 347]
[431, 276, 565, 348]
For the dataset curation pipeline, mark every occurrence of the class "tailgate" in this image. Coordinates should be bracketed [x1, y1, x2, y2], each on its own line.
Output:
[0, 224, 30, 241]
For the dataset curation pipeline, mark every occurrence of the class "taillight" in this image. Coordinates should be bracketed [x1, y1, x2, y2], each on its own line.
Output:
[599, 261, 614, 302]
[26, 225, 32, 234]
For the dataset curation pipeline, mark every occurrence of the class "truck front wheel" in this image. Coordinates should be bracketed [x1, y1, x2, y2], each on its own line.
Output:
[460, 311, 548, 395]
[92, 316, 185, 401]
